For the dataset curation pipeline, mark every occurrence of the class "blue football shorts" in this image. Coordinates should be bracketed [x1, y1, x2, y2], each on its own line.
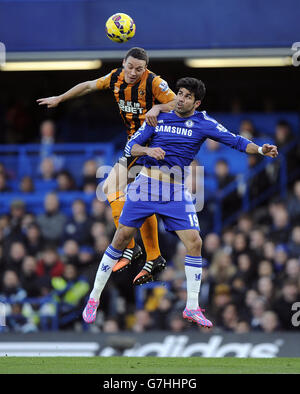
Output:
[118, 174, 200, 232]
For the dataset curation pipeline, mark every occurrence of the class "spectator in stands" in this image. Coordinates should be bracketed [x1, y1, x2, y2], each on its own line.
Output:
[235, 253, 257, 287]
[36, 245, 64, 291]
[6, 200, 27, 247]
[202, 233, 221, 263]
[210, 284, 232, 321]
[51, 263, 90, 329]
[91, 199, 107, 223]
[132, 309, 154, 332]
[273, 244, 289, 276]
[287, 180, 300, 224]
[232, 232, 252, 264]
[239, 119, 257, 140]
[24, 222, 45, 257]
[249, 227, 266, 261]
[5, 302, 37, 333]
[56, 170, 76, 192]
[39, 119, 56, 159]
[77, 246, 98, 286]
[215, 159, 234, 190]
[63, 199, 92, 245]
[219, 303, 239, 331]
[257, 260, 274, 279]
[236, 213, 253, 234]
[168, 312, 187, 333]
[288, 226, 300, 257]
[243, 288, 259, 317]
[37, 192, 67, 244]
[151, 294, 174, 330]
[39, 119, 65, 172]
[221, 227, 235, 254]
[40, 157, 56, 181]
[90, 221, 108, 247]
[209, 250, 237, 285]
[83, 181, 97, 195]
[0, 270, 27, 303]
[6, 241, 27, 274]
[0, 214, 10, 233]
[284, 258, 300, 283]
[256, 276, 275, 305]
[273, 280, 299, 330]
[249, 297, 267, 330]
[260, 310, 280, 333]
[274, 120, 299, 175]
[268, 204, 291, 244]
[0, 162, 7, 177]
[103, 317, 120, 333]
[262, 240, 276, 263]
[9, 199, 26, 219]
[230, 274, 248, 308]
[93, 231, 110, 256]
[0, 162, 14, 181]
[234, 320, 251, 333]
[19, 255, 40, 298]
[0, 173, 12, 192]
[275, 120, 294, 147]
[62, 239, 80, 266]
[21, 213, 35, 231]
[19, 175, 35, 193]
[81, 159, 98, 189]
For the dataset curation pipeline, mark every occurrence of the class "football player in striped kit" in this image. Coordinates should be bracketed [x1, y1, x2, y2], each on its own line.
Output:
[37, 47, 176, 283]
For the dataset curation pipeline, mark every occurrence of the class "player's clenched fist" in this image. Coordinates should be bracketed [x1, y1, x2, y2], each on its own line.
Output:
[262, 144, 278, 158]
[146, 147, 166, 160]
[36, 96, 61, 108]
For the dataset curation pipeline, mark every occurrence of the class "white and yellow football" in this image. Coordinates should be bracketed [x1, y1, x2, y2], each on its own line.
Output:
[105, 13, 136, 43]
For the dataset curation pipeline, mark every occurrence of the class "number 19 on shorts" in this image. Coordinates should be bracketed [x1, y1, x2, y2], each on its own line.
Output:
[188, 214, 199, 228]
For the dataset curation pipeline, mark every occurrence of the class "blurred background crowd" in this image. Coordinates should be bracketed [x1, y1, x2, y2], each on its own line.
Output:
[0, 114, 299, 334]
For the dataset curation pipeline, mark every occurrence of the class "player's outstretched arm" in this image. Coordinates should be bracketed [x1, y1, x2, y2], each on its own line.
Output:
[36, 79, 98, 108]
[246, 142, 278, 158]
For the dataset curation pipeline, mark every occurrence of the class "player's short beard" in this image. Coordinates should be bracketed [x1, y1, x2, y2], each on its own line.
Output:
[175, 104, 195, 118]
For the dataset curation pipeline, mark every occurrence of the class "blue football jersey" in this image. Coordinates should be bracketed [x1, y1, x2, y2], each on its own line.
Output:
[124, 110, 251, 170]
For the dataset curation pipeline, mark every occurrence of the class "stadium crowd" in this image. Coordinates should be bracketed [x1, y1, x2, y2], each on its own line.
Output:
[0, 118, 299, 334]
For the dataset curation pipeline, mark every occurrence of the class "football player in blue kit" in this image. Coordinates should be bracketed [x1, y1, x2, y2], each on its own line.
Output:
[83, 77, 278, 327]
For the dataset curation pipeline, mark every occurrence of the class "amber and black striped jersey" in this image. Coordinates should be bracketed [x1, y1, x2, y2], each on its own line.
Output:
[96, 68, 176, 138]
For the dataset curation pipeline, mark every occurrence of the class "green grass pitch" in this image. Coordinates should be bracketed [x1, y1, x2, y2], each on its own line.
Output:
[0, 357, 299, 374]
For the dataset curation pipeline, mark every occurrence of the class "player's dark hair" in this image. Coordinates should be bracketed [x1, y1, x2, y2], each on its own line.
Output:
[176, 77, 206, 101]
[125, 47, 149, 65]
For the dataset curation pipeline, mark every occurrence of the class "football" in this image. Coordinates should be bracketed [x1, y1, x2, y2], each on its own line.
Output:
[105, 13, 136, 43]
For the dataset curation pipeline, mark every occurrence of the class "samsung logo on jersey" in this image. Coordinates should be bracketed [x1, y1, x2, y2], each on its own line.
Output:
[155, 125, 193, 136]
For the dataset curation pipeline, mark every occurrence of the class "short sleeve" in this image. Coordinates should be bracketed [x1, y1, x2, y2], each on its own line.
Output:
[152, 76, 176, 103]
[95, 69, 116, 90]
